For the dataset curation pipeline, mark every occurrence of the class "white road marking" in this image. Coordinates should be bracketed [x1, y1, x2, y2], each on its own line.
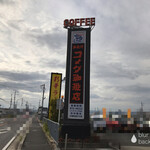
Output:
[2, 135, 17, 150]
[0, 119, 5, 124]
[0, 131, 8, 134]
[0, 127, 11, 134]
[0, 119, 5, 121]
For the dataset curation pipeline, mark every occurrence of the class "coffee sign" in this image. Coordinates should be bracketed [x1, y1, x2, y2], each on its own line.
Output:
[64, 18, 95, 28]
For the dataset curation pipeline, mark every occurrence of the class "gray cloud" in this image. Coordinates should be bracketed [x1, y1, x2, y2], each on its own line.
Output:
[116, 85, 150, 94]
[0, 0, 15, 5]
[13, 54, 22, 59]
[90, 93, 100, 99]
[27, 28, 66, 52]
[25, 61, 31, 64]
[92, 62, 145, 80]
[90, 1, 150, 61]
[39, 58, 66, 69]
[0, 71, 48, 82]
[116, 37, 150, 60]
[7, 20, 21, 31]
[0, 80, 45, 93]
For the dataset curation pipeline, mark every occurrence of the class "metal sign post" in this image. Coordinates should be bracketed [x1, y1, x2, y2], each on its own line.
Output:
[57, 98, 63, 123]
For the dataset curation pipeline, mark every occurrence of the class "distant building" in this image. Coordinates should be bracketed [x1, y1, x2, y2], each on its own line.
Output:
[37, 107, 48, 117]
[91, 110, 150, 133]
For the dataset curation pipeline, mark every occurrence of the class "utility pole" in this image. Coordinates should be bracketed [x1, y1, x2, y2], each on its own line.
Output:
[25, 101, 29, 111]
[141, 102, 144, 112]
[9, 94, 12, 109]
[21, 98, 23, 107]
[13, 91, 16, 109]
[38, 99, 41, 108]
[40, 84, 45, 120]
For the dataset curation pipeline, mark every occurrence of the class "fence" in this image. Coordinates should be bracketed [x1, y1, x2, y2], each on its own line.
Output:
[43, 117, 59, 144]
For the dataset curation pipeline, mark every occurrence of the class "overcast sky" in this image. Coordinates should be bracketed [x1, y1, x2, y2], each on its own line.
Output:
[0, 0, 150, 112]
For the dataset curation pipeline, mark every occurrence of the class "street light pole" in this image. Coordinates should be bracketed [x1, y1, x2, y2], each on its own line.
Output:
[13, 91, 16, 110]
[40, 84, 45, 120]
[9, 94, 12, 109]
[58, 77, 66, 123]
[58, 98, 61, 123]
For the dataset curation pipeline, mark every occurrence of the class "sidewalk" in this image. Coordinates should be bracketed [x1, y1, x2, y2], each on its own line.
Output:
[22, 116, 51, 150]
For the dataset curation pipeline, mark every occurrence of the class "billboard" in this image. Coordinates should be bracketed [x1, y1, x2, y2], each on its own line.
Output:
[64, 28, 90, 126]
[62, 17, 94, 138]
[48, 73, 62, 119]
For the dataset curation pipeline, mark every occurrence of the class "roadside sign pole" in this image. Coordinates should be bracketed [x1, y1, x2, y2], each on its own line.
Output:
[58, 99, 61, 123]
[65, 133, 68, 150]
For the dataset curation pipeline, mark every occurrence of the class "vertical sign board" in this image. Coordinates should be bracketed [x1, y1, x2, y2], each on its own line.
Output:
[48, 73, 62, 119]
[63, 28, 91, 138]
[68, 31, 86, 119]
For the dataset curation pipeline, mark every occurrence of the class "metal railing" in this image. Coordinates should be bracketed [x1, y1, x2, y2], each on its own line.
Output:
[43, 117, 59, 144]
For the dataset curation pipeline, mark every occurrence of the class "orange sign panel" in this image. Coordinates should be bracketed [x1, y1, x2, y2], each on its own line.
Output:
[103, 108, 106, 119]
[127, 109, 131, 119]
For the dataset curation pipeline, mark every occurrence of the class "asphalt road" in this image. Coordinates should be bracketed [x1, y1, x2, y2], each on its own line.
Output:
[0, 115, 31, 150]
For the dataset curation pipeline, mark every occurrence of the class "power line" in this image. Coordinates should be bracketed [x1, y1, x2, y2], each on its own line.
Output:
[0, 98, 10, 104]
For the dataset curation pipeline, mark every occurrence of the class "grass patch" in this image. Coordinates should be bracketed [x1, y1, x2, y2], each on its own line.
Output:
[19, 135, 23, 142]
[43, 122, 49, 134]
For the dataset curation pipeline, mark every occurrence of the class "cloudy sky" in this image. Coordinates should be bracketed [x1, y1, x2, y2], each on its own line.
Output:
[0, 0, 150, 111]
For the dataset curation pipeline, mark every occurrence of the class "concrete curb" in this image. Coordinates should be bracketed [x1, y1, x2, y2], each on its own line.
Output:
[6, 116, 33, 150]
[17, 116, 33, 150]
[17, 133, 27, 150]
[7, 133, 23, 150]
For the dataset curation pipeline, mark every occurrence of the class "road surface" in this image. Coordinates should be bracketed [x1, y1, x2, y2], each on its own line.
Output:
[0, 115, 31, 150]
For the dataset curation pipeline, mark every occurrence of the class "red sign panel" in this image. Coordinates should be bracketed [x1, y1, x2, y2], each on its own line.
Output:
[70, 43, 84, 104]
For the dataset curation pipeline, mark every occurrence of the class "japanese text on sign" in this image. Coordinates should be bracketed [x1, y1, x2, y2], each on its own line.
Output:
[70, 43, 84, 104]
[50, 74, 62, 101]
[68, 30, 86, 120]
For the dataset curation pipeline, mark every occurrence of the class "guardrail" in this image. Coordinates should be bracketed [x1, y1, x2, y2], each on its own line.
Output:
[43, 117, 59, 144]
